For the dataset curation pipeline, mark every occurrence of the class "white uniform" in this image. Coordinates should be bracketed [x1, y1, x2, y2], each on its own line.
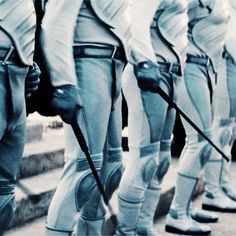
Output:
[0, 0, 36, 234]
[203, 0, 236, 213]
[42, 1, 132, 235]
[117, 1, 188, 235]
[220, 0, 236, 201]
[166, 0, 230, 234]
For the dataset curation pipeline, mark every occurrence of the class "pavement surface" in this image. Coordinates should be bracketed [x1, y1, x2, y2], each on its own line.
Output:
[6, 156, 236, 236]
[7, 196, 236, 236]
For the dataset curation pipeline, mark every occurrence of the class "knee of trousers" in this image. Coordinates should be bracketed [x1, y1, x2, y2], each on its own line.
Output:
[118, 142, 160, 201]
[0, 181, 16, 234]
[139, 142, 160, 184]
[179, 133, 212, 177]
[75, 155, 103, 211]
[104, 147, 123, 200]
[190, 132, 213, 167]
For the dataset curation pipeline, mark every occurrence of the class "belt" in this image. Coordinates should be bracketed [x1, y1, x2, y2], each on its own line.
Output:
[73, 45, 126, 62]
[157, 61, 181, 75]
[0, 46, 20, 63]
[186, 54, 211, 67]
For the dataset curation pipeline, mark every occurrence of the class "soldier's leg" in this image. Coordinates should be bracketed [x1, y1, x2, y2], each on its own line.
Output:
[45, 157, 102, 236]
[77, 61, 124, 235]
[117, 66, 177, 235]
[101, 91, 123, 202]
[116, 65, 161, 236]
[137, 118, 174, 236]
[116, 138, 160, 236]
[166, 63, 213, 235]
[0, 62, 27, 235]
[46, 115, 105, 235]
[137, 72, 180, 235]
[221, 124, 236, 200]
[0, 123, 26, 236]
[74, 97, 124, 236]
[46, 58, 124, 235]
[219, 55, 236, 200]
[0, 176, 15, 236]
[203, 54, 236, 211]
[203, 120, 236, 212]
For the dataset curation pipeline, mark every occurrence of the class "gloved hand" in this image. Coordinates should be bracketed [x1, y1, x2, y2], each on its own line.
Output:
[50, 84, 82, 124]
[134, 60, 161, 92]
[25, 62, 41, 98]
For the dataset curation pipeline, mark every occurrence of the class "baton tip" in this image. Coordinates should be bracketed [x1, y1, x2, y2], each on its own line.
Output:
[223, 155, 230, 162]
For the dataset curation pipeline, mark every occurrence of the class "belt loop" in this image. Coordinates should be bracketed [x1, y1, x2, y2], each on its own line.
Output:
[168, 63, 173, 73]
[111, 46, 117, 59]
[206, 57, 210, 67]
[3, 46, 14, 63]
[111, 59, 117, 110]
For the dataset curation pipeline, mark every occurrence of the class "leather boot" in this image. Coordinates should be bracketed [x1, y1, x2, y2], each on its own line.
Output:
[166, 173, 211, 235]
[137, 186, 161, 236]
[203, 160, 236, 212]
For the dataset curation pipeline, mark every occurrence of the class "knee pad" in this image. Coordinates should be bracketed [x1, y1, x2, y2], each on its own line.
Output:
[219, 127, 232, 147]
[156, 158, 170, 183]
[75, 169, 100, 211]
[199, 142, 212, 168]
[105, 163, 123, 200]
[0, 180, 16, 235]
[141, 158, 158, 183]
[103, 147, 123, 200]
[140, 143, 159, 183]
[75, 155, 103, 211]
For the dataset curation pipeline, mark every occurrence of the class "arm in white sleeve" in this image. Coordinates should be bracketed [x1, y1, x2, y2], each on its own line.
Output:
[40, 0, 83, 87]
[130, 0, 161, 64]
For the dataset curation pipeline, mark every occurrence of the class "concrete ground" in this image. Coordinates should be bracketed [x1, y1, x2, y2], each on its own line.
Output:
[6, 201, 236, 236]
[155, 197, 236, 236]
[6, 158, 236, 236]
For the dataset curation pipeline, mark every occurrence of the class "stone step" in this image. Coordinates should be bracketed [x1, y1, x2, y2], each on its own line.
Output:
[10, 168, 62, 229]
[6, 217, 46, 236]
[20, 125, 128, 179]
[25, 121, 43, 144]
[17, 128, 65, 179]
